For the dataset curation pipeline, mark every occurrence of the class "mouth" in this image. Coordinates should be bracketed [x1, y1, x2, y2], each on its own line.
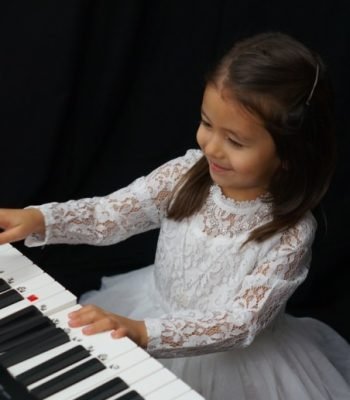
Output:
[208, 159, 232, 173]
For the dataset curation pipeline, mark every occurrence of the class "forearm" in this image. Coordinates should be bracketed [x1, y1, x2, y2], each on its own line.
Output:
[144, 267, 309, 358]
[24, 150, 201, 247]
[144, 309, 255, 358]
[25, 185, 161, 247]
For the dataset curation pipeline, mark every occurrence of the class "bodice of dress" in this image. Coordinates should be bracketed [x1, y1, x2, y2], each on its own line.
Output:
[26, 149, 317, 358]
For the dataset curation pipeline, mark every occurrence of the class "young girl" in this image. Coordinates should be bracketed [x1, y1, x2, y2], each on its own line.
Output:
[0, 32, 349, 399]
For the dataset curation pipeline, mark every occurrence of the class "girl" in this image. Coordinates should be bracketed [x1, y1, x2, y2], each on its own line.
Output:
[0, 32, 349, 399]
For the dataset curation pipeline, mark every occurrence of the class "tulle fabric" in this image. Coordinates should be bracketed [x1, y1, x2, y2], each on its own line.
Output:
[80, 266, 350, 400]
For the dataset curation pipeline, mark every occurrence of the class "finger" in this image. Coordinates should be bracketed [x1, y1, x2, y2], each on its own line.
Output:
[0, 209, 11, 228]
[0, 209, 20, 230]
[68, 304, 101, 319]
[0, 226, 25, 245]
[82, 317, 118, 335]
[68, 308, 101, 328]
[111, 327, 128, 339]
[68, 304, 98, 319]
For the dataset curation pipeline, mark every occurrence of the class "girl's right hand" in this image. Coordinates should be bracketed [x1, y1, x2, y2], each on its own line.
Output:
[0, 208, 45, 245]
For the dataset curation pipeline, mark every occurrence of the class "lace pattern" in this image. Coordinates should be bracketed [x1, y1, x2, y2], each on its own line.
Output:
[202, 185, 272, 237]
[147, 216, 314, 357]
[25, 150, 201, 246]
[25, 149, 317, 358]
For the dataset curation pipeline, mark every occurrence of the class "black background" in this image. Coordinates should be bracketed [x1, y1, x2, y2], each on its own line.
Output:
[1, 1, 349, 341]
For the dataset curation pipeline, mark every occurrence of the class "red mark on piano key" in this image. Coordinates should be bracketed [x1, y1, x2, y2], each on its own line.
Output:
[27, 294, 38, 302]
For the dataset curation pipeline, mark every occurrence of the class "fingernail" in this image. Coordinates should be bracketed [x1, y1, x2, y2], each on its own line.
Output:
[82, 326, 92, 335]
[111, 331, 118, 339]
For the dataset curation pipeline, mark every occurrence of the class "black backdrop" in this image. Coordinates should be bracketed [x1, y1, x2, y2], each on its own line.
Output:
[1, 1, 349, 341]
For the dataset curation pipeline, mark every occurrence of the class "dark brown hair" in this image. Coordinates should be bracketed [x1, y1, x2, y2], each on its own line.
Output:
[167, 32, 336, 243]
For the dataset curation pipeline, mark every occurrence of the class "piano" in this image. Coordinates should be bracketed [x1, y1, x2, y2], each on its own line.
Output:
[0, 244, 205, 400]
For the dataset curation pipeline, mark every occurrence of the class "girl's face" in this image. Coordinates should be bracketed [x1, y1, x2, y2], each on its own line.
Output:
[197, 84, 280, 201]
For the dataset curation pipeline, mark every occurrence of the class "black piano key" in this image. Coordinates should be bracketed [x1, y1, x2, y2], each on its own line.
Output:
[0, 364, 38, 400]
[118, 390, 145, 400]
[0, 314, 54, 344]
[0, 288, 23, 308]
[0, 305, 42, 329]
[73, 376, 129, 400]
[0, 324, 60, 352]
[0, 278, 11, 293]
[16, 345, 90, 386]
[0, 328, 69, 368]
[30, 358, 106, 400]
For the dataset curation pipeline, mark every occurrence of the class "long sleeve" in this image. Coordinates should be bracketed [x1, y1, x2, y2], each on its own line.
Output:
[145, 216, 316, 358]
[25, 149, 202, 247]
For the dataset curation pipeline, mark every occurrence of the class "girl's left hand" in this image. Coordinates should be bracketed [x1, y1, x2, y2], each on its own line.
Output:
[67, 304, 148, 348]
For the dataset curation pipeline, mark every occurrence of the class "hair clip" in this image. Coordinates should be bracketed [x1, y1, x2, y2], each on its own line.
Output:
[306, 63, 320, 106]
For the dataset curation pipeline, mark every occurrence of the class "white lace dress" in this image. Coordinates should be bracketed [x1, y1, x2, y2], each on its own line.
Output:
[26, 149, 350, 399]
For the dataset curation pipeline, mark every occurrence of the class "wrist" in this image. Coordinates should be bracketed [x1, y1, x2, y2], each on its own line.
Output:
[137, 320, 148, 348]
[27, 208, 45, 236]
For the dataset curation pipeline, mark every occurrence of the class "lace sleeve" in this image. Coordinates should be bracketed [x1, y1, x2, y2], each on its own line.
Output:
[145, 216, 316, 358]
[25, 149, 202, 247]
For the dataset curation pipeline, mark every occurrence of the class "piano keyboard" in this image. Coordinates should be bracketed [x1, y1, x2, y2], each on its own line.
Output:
[0, 244, 205, 400]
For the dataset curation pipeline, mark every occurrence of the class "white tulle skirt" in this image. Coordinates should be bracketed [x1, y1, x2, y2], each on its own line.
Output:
[80, 265, 350, 400]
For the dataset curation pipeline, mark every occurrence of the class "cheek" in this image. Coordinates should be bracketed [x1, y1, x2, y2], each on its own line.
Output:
[196, 127, 206, 148]
[227, 153, 257, 174]
[228, 152, 274, 177]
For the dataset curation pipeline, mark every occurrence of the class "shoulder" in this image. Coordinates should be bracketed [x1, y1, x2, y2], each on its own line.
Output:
[140, 149, 203, 194]
[167, 149, 203, 168]
[279, 211, 316, 256]
[281, 211, 317, 249]
[184, 148, 203, 162]
[148, 149, 203, 178]
[258, 211, 317, 258]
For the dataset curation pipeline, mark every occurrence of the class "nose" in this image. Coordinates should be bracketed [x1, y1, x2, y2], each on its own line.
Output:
[203, 132, 224, 159]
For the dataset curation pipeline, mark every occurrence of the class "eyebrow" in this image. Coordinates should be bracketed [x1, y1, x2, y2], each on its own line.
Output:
[201, 108, 252, 142]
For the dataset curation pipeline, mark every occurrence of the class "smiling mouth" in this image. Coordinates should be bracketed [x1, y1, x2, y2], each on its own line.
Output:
[209, 160, 232, 172]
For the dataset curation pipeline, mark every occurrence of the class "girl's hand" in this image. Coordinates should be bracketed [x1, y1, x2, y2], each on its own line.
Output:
[68, 304, 148, 349]
[0, 208, 45, 244]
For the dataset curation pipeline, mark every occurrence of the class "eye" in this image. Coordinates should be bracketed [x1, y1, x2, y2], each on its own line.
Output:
[200, 119, 211, 128]
[227, 137, 244, 148]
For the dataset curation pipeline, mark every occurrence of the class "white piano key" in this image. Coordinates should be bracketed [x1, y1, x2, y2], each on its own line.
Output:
[10, 271, 54, 295]
[64, 333, 136, 364]
[0, 251, 36, 276]
[26, 334, 138, 391]
[3, 290, 80, 376]
[128, 367, 178, 397]
[9, 324, 135, 380]
[117, 357, 164, 385]
[0, 279, 66, 319]
[0, 243, 32, 257]
[174, 390, 206, 400]
[0, 246, 12, 257]
[27, 355, 96, 390]
[1, 263, 44, 286]
[35, 289, 77, 316]
[65, 356, 163, 400]
[24, 307, 138, 390]
[4, 292, 77, 376]
[145, 379, 191, 400]
[50, 303, 82, 318]
[47, 303, 83, 328]
[44, 368, 116, 400]
[106, 346, 151, 375]
[45, 347, 151, 400]
[50, 305, 138, 360]
[0, 245, 204, 400]
[9, 340, 79, 376]
[0, 243, 19, 255]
